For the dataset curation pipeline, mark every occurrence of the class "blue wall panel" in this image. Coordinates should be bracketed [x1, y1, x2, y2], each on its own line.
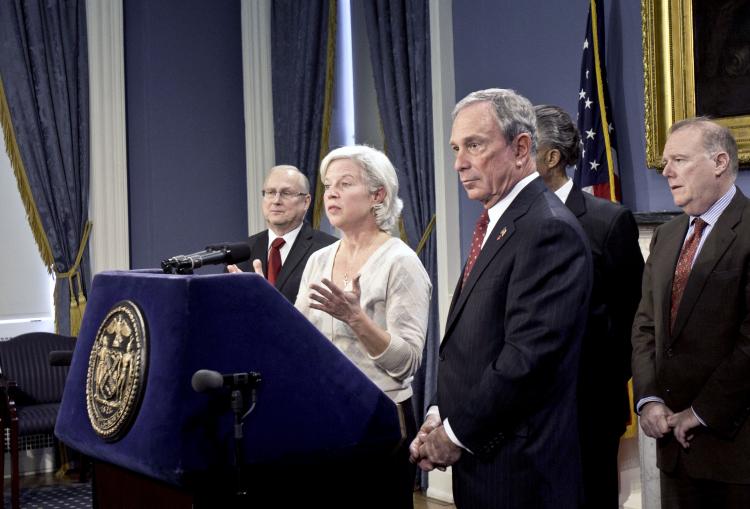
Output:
[125, 0, 247, 270]
[451, 0, 750, 260]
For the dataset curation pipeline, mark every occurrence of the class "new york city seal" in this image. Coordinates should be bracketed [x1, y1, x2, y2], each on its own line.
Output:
[86, 300, 148, 441]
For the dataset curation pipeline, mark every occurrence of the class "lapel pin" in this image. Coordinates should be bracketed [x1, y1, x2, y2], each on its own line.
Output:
[497, 227, 507, 240]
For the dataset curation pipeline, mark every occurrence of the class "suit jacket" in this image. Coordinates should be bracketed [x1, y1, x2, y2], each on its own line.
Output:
[236, 223, 337, 303]
[437, 178, 592, 509]
[632, 187, 750, 483]
[565, 186, 644, 437]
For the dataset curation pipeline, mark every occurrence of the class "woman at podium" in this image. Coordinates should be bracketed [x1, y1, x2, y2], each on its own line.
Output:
[295, 145, 431, 508]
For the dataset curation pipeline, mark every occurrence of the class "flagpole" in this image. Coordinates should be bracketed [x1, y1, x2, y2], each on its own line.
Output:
[589, 0, 617, 203]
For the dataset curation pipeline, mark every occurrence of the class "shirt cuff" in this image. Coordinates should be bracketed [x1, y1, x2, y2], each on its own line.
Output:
[426, 405, 440, 420]
[691, 406, 706, 427]
[443, 418, 473, 454]
[636, 396, 665, 415]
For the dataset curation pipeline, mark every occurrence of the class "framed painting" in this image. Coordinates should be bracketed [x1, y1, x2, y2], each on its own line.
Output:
[643, 0, 750, 168]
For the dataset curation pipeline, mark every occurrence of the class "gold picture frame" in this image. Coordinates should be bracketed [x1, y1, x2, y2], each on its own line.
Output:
[642, 0, 750, 168]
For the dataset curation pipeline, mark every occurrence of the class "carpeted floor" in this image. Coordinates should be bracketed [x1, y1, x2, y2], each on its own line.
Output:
[4, 482, 91, 509]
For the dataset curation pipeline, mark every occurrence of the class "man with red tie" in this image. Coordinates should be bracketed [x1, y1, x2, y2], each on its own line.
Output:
[410, 88, 592, 508]
[229, 165, 336, 303]
[632, 118, 750, 508]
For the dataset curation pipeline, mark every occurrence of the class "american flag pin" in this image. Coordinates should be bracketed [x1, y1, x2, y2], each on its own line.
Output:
[497, 227, 507, 240]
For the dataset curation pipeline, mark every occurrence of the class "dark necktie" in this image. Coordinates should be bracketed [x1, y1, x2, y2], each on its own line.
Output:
[267, 237, 286, 285]
[670, 218, 707, 331]
[463, 210, 490, 286]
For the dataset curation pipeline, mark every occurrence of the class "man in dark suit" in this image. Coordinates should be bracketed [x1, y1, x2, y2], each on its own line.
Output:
[535, 105, 644, 508]
[632, 117, 750, 508]
[229, 165, 336, 303]
[410, 89, 592, 508]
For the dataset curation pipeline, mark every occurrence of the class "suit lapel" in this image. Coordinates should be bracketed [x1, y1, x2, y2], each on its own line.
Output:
[274, 223, 312, 289]
[443, 179, 544, 340]
[670, 190, 744, 340]
[251, 230, 270, 275]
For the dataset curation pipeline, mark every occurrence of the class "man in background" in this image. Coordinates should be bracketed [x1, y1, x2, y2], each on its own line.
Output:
[229, 165, 336, 303]
[535, 104, 644, 508]
[632, 117, 750, 508]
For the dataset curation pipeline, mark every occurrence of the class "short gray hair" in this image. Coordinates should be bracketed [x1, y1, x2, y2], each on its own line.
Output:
[534, 105, 581, 167]
[319, 145, 403, 232]
[266, 165, 310, 193]
[669, 117, 739, 176]
[453, 88, 537, 154]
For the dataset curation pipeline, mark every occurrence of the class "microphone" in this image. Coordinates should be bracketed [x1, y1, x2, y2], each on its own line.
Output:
[161, 242, 251, 273]
[191, 369, 262, 393]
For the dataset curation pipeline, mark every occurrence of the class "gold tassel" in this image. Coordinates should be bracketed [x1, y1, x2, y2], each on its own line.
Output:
[622, 378, 638, 439]
[313, 0, 338, 229]
[56, 221, 93, 336]
[54, 440, 74, 479]
[0, 73, 55, 272]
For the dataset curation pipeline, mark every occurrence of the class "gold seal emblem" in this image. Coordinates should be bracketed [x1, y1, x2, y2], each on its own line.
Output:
[86, 300, 148, 441]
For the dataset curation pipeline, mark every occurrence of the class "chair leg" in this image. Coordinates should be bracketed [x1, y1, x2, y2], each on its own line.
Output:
[10, 416, 18, 509]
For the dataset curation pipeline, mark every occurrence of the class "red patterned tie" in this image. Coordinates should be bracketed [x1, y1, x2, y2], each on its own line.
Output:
[463, 210, 490, 286]
[670, 218, 707, 331]
[267, 237, 286, 285]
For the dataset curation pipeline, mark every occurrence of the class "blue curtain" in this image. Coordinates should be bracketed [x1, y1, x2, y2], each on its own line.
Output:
[362, 0, 437, 489]
[271, 0, 336, 228]
[0, 0, 90, 335]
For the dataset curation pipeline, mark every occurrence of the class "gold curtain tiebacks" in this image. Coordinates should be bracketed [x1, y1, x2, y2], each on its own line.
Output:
[55, 221, 93, 336]
[415, 214, 436, 257]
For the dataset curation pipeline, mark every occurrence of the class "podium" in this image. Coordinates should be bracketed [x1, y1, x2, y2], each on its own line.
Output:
[55, 271, 403, 506]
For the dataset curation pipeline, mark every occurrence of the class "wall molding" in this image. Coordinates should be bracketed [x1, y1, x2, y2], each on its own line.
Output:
[86, 0, 130, 273]
[241, 0, 275, 236]
[428, 0, 458, 501]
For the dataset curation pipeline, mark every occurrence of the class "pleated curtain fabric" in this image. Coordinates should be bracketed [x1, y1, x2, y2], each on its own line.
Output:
[0, 0, 91, 335]
[270, 0, 336, 228]
[362, 0, 438, 489]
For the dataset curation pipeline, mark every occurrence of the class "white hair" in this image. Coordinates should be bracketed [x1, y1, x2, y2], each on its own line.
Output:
[454, 88, 538, 154]
[319, 145, 403, 231]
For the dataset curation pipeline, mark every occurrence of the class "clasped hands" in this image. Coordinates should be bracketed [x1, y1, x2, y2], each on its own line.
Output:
[409, 413, 462, 471]
[640, 401, 701, 448]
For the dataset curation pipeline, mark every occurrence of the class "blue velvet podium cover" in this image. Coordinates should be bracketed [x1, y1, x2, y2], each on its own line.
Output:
[55, 271, 402, 487]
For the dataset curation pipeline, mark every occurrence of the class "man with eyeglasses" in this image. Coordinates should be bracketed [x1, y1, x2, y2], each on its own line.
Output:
[229, 165, 336, 303]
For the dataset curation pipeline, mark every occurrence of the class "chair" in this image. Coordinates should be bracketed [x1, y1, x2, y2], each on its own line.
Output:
[0, 332, 76, 509]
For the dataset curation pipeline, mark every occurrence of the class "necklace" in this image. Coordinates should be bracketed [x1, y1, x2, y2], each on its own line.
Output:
[339, 232, 387, 290]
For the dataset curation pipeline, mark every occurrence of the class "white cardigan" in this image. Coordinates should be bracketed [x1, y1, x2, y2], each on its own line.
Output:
[295, 237, 431, 403]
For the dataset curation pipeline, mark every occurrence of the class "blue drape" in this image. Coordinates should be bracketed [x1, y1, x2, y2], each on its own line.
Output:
[271, 0, 335, 226]
[362, 0, 437, 489]
[0, 0, 90, 335]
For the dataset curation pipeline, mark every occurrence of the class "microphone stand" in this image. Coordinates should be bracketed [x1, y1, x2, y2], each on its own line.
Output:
[230, 384, 259, 506]
[231, 389, 247, 502]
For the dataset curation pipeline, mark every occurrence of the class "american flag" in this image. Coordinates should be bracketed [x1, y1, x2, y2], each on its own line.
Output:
[574, 0, 620, 203]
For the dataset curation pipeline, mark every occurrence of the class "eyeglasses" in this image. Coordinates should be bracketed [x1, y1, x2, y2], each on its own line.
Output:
[261, 189, 308, 200]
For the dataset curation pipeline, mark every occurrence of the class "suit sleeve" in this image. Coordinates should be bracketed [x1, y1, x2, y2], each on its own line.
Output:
[448, 217, 591, 452]
[692, 257, 750, 437]
[604, 209, 644, 384]
[631, 227, 660, 406]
